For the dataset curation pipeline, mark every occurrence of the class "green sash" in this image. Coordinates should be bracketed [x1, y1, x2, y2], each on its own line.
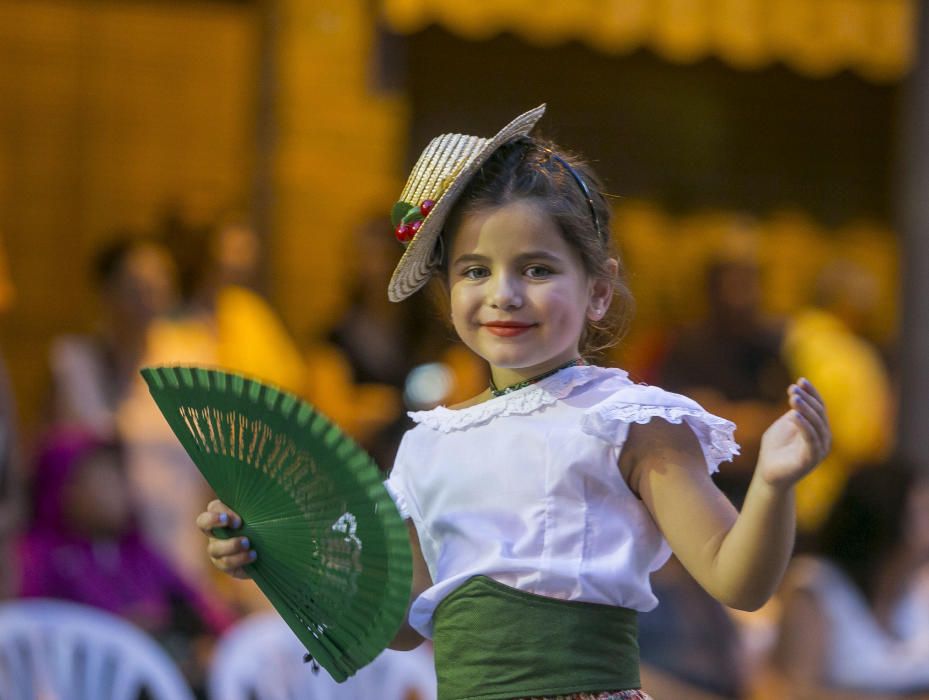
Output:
[432, 576, 641, 700]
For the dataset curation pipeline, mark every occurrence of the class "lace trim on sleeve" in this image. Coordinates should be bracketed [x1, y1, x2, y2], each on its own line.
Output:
[582, 400, 740, 474]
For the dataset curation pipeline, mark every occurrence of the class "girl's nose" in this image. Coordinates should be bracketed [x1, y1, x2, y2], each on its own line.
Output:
[488, 273, 522, 309]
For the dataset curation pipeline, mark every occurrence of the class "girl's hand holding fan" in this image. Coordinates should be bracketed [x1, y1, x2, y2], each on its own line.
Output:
[197, 500, 254, 580]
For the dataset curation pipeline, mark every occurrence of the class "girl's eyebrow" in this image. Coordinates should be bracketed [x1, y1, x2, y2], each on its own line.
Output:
[515, 250, 562, 264]
[452, 250, 563, 266]
[452, 253, 488, 266]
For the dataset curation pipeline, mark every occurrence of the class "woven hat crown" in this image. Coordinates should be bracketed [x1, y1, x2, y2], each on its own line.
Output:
[399, 133, 489, 208]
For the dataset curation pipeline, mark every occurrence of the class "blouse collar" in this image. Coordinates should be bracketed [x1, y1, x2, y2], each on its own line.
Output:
[408, 364, 628, 433]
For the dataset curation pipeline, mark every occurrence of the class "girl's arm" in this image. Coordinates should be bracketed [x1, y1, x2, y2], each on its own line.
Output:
[388, 520, 431, 650]
[622, 379, 830, 611]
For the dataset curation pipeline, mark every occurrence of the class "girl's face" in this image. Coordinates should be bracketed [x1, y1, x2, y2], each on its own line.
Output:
[447, 199, 612, 386]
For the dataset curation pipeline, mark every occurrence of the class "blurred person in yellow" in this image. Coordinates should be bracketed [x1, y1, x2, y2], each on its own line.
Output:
[162, 212, 306, 397]
[783, 260, 894, 533]
[0, 231, 23, 599]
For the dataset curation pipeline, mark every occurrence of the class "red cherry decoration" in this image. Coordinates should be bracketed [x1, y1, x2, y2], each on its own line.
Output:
[420, 200, 435, 217]
[410, 220, 422, 235]
[395, 223, 414, 243]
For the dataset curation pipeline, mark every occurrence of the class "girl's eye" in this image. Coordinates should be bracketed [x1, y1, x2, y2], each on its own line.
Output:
[525, 265, 552, 279]
[462, 267, 490, 280]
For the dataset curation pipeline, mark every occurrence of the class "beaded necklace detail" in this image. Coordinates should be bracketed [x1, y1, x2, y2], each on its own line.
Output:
[489, 358, 587, 398]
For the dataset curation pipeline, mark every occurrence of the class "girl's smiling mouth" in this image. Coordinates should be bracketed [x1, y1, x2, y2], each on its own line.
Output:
[482, 321, 537, 337]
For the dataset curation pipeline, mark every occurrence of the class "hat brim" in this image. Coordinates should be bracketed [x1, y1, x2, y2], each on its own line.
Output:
[387, 104, 546, 302]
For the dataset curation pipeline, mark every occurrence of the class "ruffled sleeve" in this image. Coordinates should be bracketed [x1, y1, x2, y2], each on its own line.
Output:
[581, 384, 740, 474]
[383, 431, 416, 521]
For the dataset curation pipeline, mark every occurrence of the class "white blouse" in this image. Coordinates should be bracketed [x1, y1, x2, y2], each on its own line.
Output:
[384, 365, 739, 638]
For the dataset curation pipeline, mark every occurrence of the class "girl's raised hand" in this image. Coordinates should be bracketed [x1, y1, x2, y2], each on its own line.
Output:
[757, 379, 831, 489]
[196, 499, 256, 580]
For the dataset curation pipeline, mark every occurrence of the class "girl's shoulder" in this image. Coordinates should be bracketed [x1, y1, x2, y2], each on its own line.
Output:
[580, 378, 741, 475]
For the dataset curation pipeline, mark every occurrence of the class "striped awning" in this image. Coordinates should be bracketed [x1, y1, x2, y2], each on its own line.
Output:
[380, 0, 915, 82]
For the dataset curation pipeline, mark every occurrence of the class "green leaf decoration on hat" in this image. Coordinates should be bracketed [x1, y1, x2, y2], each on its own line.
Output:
[139, 365, 413, 683]
[391, 201, 414, 228]
[401, 207, 424, 225]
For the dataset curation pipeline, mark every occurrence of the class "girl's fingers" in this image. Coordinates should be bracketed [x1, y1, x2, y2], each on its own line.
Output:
[207, 536, 251, 559]
[789, 395, 827, 459]
[210, 548, 257, 572]
[207, 500, 243, 525]
[796, 378, 827, 415]
[197, 501, 242, 534]
[790, 391, 829, 439]
[788, 408, 825, 460]
[196, 510, 225, 535]
[199, 500, 253, 577]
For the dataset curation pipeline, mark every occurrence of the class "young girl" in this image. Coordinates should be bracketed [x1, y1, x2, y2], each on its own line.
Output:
[199, 105, 831, 700]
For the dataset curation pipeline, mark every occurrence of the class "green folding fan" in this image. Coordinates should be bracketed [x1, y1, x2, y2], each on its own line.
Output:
[140, 365, 412, 682]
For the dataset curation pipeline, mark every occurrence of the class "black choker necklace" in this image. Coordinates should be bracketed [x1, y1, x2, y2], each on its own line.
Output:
[489, 358, 587, 398]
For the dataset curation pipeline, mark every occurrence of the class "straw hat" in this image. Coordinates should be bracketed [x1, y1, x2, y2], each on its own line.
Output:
[387, 104, 547, 302]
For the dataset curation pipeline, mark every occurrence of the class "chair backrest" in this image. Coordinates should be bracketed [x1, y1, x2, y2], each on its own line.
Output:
[208, 612, 437, 700]
[0, 598, 195, 700]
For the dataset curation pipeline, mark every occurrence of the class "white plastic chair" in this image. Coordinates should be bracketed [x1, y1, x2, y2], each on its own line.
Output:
[208, 612, 437, 700]
[0, 598, 195, 700]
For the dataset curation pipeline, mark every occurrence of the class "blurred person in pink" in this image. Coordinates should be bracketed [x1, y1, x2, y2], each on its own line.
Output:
[770, 461, 929, 699]
[16, 429, 233, 692]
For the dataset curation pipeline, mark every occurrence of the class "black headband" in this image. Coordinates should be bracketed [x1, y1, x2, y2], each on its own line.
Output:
[548, 153, 604, 242]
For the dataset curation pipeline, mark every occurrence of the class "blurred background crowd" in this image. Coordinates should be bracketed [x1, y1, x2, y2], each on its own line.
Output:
[1, 1, 928, 699]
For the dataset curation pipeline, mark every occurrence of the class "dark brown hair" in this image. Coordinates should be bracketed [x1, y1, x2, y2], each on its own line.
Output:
[433, 136, 634, 356]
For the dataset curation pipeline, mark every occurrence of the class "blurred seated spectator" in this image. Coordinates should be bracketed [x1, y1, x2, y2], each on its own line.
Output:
[769, 461, 929, 699]
[49, 235, 180, 436]
[783, 260, 894, 533]
[658, 256, 789, 507]
[47, 235, 216, 585]
[15, 429, 233, 693]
